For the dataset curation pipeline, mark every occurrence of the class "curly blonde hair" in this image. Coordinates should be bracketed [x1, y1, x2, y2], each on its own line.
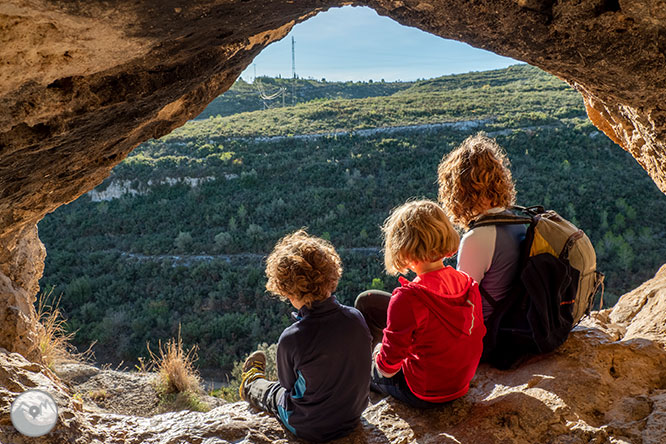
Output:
[265, 230, 342, 308]
[382, 200, 460, 275]
[437, 133, 516, 229]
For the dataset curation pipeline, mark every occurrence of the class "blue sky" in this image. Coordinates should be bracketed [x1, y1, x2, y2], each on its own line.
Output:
[241, 6, 519, 82]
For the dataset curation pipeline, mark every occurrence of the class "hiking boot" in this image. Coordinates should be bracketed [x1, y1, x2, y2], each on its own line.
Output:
[239, 350, 266, 401]
[242, 350, 266, 372]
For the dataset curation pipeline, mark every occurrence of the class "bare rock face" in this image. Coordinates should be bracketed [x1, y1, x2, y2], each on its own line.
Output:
[610, 264, 666, 343]
[1, 266, 666, 443]
[0, 226, 45, 361]
[0, 348, 95, 444]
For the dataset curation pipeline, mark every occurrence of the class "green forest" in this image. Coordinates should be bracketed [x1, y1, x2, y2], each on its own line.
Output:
[38, 64, 666, 376]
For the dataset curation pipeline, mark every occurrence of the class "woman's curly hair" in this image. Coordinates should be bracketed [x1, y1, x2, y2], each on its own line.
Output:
[265, 229, 342, 308]
[437, 133, 516, 229]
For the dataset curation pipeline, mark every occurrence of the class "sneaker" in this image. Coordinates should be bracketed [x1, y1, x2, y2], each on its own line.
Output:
[239, 350, 267, 401]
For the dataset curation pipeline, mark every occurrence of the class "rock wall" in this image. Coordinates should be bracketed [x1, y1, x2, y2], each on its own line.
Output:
[1, 0, 666, 360]
[0, 226, 45, 362]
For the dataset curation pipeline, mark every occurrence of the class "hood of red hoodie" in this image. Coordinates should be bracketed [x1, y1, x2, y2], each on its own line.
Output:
[398, 266, 479, 336]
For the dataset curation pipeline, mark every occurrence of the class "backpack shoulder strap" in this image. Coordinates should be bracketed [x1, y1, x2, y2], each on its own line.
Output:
[479, 285, 498, 309]
[469, 206, 534, 229]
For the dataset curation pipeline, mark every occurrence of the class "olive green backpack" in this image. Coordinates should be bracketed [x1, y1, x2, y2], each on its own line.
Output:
[471, 205, 605, 368]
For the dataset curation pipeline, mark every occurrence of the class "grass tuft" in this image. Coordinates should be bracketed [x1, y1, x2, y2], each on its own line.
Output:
[148, 326, 202, 396]
[36, 289, 91, 369]
[158, 391, 210, 413]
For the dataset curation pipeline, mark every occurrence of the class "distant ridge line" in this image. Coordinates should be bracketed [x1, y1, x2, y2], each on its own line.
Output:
[106, 248, 382, 267]
[238, 119, 493, 143]
[191, 117, 585, 144]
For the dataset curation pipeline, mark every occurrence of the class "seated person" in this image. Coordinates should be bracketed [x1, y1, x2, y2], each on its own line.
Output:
[437, 133, 526, 322]
[355, 200, 486, 408]
[239, 229, 372, 442]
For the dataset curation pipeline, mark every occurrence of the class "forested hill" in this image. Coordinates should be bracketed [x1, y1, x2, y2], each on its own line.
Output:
[179, 64, 581, 138]
[38, 65, 666, 374]
[195, 76, 415, 119]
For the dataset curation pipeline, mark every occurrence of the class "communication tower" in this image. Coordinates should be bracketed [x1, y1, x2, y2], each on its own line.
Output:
[291, 36, 296, 105]
[291, 36, 296, 79]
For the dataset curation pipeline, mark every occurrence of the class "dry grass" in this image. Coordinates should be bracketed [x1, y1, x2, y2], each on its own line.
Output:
[36, 289, 91, 369]
[88, 389, 109, 402]
[135, 356, 154, 373]
[157, 391, 210, 413]
[148, 326, 202, 396]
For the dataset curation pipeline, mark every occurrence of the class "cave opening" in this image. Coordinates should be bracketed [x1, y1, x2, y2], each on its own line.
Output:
[2, 1, 666, 442]
[27, 6, 666, 386]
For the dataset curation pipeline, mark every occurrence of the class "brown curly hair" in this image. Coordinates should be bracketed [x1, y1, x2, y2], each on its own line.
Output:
[265, 229, 342, 308]
[437, 133, 516, 229]
[382, 200, 460, 275]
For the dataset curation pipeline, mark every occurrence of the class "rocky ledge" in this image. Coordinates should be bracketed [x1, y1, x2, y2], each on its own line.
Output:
[1, 265, 665, 444]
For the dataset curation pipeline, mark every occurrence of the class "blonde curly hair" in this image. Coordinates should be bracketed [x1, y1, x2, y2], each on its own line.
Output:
[382, 200, 459, 275]
[265, 230, 342, 308]
[437, 133, 516, 229]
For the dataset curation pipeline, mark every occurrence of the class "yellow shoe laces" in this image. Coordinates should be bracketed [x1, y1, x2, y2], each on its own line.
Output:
[239, 366, 265, 400]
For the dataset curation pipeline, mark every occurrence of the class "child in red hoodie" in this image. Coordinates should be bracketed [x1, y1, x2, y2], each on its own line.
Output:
[355, 200, 486, 407]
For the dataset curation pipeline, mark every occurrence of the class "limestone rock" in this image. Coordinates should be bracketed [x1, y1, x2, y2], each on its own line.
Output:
[610, 264, 666, 344]
[2, 266, 666, 443]
[0, 226, 45, 361]
[0, 349, 96, 444]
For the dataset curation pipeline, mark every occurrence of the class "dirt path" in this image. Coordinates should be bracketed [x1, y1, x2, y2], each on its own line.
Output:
[231, 118, 493, 143]
[114, 247, 381, 266]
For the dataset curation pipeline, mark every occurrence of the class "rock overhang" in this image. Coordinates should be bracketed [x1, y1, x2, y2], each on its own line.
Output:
[1, 0, 666, 241]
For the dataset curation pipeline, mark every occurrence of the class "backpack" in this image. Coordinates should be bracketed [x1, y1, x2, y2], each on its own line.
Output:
[469, 205, 604, 369]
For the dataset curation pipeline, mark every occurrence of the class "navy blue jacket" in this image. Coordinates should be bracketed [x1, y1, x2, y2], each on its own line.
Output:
[276, 296, 372, 442]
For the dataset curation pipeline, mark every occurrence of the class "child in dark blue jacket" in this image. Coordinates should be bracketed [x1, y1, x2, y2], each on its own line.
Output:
[239, 230, 372, 442]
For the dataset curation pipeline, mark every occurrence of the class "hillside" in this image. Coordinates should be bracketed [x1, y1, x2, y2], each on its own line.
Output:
[173, 65, 581, 139]
[37, 65, 666, 374]
[195, 76, 415, 119]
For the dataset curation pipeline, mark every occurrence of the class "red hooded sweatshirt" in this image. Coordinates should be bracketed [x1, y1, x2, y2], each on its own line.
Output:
[376, 266, 486, 402]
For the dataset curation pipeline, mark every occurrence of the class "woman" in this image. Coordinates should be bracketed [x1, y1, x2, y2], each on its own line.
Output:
[437, 133, 526, 341]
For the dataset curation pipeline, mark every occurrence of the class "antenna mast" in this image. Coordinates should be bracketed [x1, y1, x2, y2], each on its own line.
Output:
[291, 36, 296, 79]
[291, 36, 296, 105]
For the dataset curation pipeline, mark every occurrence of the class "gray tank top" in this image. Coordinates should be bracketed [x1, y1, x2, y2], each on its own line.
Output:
[457, 214, 526, 320]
